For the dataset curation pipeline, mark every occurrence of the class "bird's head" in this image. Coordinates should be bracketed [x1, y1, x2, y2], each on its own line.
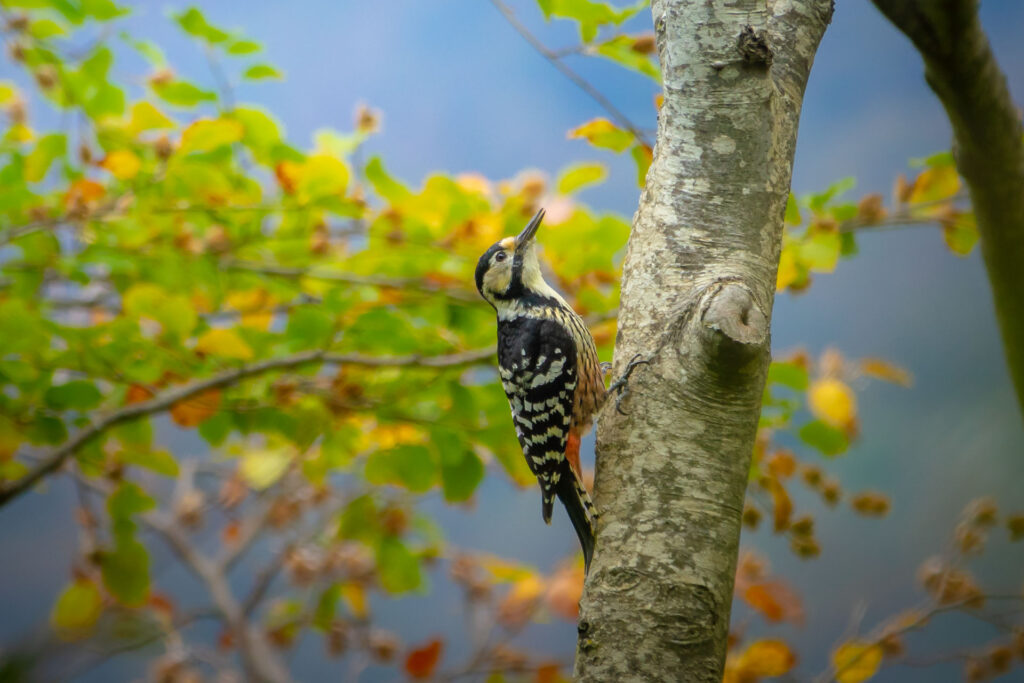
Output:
[475, 209, 557, 312]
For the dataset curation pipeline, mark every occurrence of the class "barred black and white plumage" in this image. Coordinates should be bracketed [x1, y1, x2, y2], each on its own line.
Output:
[475, 209, 605, 572]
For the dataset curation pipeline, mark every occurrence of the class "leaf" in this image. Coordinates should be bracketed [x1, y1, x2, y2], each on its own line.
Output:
[769, 478, 792, 532]
[179, 118, 245, 154]
[739, 639, 796, 677]
[51, 579, 103, 639]
[45, 380, 102, 411]
[123, 284, 197, 340]
[567, 118, 634, 153]
[833, 641, 883, 683]
[100, 149, 141, 180]
[440, 448, 484, 503]
[121, 448, 179, 477]
[170, 388, 222, 428]
[376, 537, 422, 593]
[296, 154, 349, 202]
[785, 193, 802, 225]
[366, 156, 412, 202]
[808, 378, 856, 430]
[195, 328, 254, 361]
[630, 144, 652, 186]
[127, 101, 174, 134]
[595, 35, 661, 81]
[25, 133, 66, 183]
[800, 229, 841, 273]
[943, 211, 978, 256]
[768, 360, 808, 391]
[861, 358, 912, 387]
[405, 638, 443, 680]
[244, 64, 283, 80]
[174, 7, 229, 43]
[286, 307, 335, 348]
[239, 449, 292, 490]
[557, 162, 607, 194]
[539, 0, 646, 42]
[799, 420, 849, 457]
[743, 581, 803, 624]
[152, 80, 217, 108]
[545, 563, 584, 620]
[0, 81, 19, 104]
[81, 0, 129, 21]
[227, 39, 262, 55]
[908, 165, 960, 205]
[108, 481, 156, 523]
[101, 537, 150, 606]
[366, 445, 438, 493]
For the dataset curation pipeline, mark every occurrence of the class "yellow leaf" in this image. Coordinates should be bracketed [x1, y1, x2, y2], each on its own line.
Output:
[127, 101, 174, 135]
[296, 154, 349, 202]
[195, 328, 253, 361]
[860, 358, 912, 387]
[808, 378, 856, 430]
[179, 118, 244, 154]
[51, 579, 103, 640]
[908, 165, 960, 205]
[740, 639, 796, 677]
[834, 641, 883, 683]
[341, 582, 368, 619]
[239, 449, 292, 490]
[776, 243, 799, 291]
[100, 150, 141, 180]
[567, 118, 633, 152]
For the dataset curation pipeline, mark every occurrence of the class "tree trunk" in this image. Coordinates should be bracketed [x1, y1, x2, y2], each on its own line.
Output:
[871, 0, 1024, 422]
[575, 1, 832, 680]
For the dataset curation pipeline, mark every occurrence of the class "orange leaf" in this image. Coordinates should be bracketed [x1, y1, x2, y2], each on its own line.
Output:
[860, 358, 912, 387]
[744, 581, 804, 624]
[404, 638, 443, 680]
[535, 663, 563, 683]
[769, 478, 792, 532]
[64, 178, 105, 208]
[125, 384, 154, 405]
[169, 388, 222, 427]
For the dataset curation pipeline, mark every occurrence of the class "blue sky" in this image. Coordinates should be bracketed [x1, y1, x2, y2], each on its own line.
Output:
[2, 2, 1024, 681]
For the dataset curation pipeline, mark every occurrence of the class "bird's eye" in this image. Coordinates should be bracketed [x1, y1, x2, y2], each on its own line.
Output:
[495, 251, 507, 263]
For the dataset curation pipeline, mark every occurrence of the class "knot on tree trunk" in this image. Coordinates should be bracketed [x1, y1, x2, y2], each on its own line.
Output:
[738, 26, 772, 67]
[701, 280, 768, 350]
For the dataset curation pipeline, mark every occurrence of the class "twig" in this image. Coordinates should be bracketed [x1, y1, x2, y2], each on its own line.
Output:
[0, 346, 495, 508]
[488, 0, 653, 148]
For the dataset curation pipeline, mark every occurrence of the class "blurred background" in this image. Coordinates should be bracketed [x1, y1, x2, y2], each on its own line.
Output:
[1, 1, 1023, 681]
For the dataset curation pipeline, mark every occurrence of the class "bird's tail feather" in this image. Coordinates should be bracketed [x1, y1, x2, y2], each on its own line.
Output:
[555, 465, 597, 573]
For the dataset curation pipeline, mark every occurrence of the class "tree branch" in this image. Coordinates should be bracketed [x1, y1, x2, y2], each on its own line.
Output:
[0, 347, 494, 509]
[872, 0, 1024, 420]
[488, 0, 653, 148]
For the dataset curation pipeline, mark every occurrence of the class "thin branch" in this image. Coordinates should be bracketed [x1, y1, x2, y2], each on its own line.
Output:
[223, 259, 480, 302]
[0, 346, 494, 508]
[489, 0, 653, 148]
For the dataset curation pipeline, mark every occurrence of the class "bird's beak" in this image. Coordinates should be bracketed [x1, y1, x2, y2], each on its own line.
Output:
[515, 208, 545, 253]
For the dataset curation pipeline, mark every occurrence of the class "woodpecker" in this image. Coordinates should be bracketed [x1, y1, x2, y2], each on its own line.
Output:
[475, 208, 605, 572]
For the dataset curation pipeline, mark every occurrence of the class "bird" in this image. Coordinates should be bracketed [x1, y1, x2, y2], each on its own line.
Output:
[474, 208, 605, 572]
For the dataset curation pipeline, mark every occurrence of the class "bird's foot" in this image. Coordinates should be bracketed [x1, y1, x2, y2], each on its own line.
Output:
[607, 353, 650, 415]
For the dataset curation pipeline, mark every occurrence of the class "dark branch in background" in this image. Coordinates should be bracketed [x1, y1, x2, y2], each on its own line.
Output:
[0, 347, 495, 509]
[488, 0, 654, 148]
[872, 0, 1024, 420]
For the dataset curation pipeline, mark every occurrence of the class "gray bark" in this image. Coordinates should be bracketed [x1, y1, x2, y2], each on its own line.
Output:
[871, 0, 1024, 421]
[575, 1, 833, 680]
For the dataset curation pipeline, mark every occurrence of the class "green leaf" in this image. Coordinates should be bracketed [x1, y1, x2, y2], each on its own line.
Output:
[152, 80, 217, 108]
[24, 133, 66, 183]
[376, 537, 422, 593]
[81, 0, 129, 21]
[785, 193, 801, 225]
[108, 481, 156, 523]
[630, 144, 652, 186]
[943, 212, 978, 256]
[798, 420, 848, 457]
[227, 39, 262, 55]
[313, 584, 340, 630]
[540, 0, 647, 42]
[595, 35, 660, 81]
[44, 380, 102, 411]
[557, 162, 607, 194]
[29, 18, 66, 39]
[365, 444, 438, 493]
[101, 537, 150, 606]
[365, 156, 411, 203]
[800, 229, 841, 273]
[244, 64, 282, 80]
[233, 106, 282, 152]
[807, 177, 855, 212]
[286, 307, 335, 348]
[121, 33, 165, 65]
[440, 448, 484, 503]
[174, 7, 229, 43]
[123, 284, 197, 340]
[767, 361, 808, 391]
[127, 101, 175, 134]
[51, 579, 103, 638]
[121, 448, 179, 477]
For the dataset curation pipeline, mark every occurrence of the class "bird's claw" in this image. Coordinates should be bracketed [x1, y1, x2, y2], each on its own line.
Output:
[607, 353, 650, 415]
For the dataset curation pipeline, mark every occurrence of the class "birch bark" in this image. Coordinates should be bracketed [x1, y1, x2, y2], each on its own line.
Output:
[576, 1, 833, 679]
